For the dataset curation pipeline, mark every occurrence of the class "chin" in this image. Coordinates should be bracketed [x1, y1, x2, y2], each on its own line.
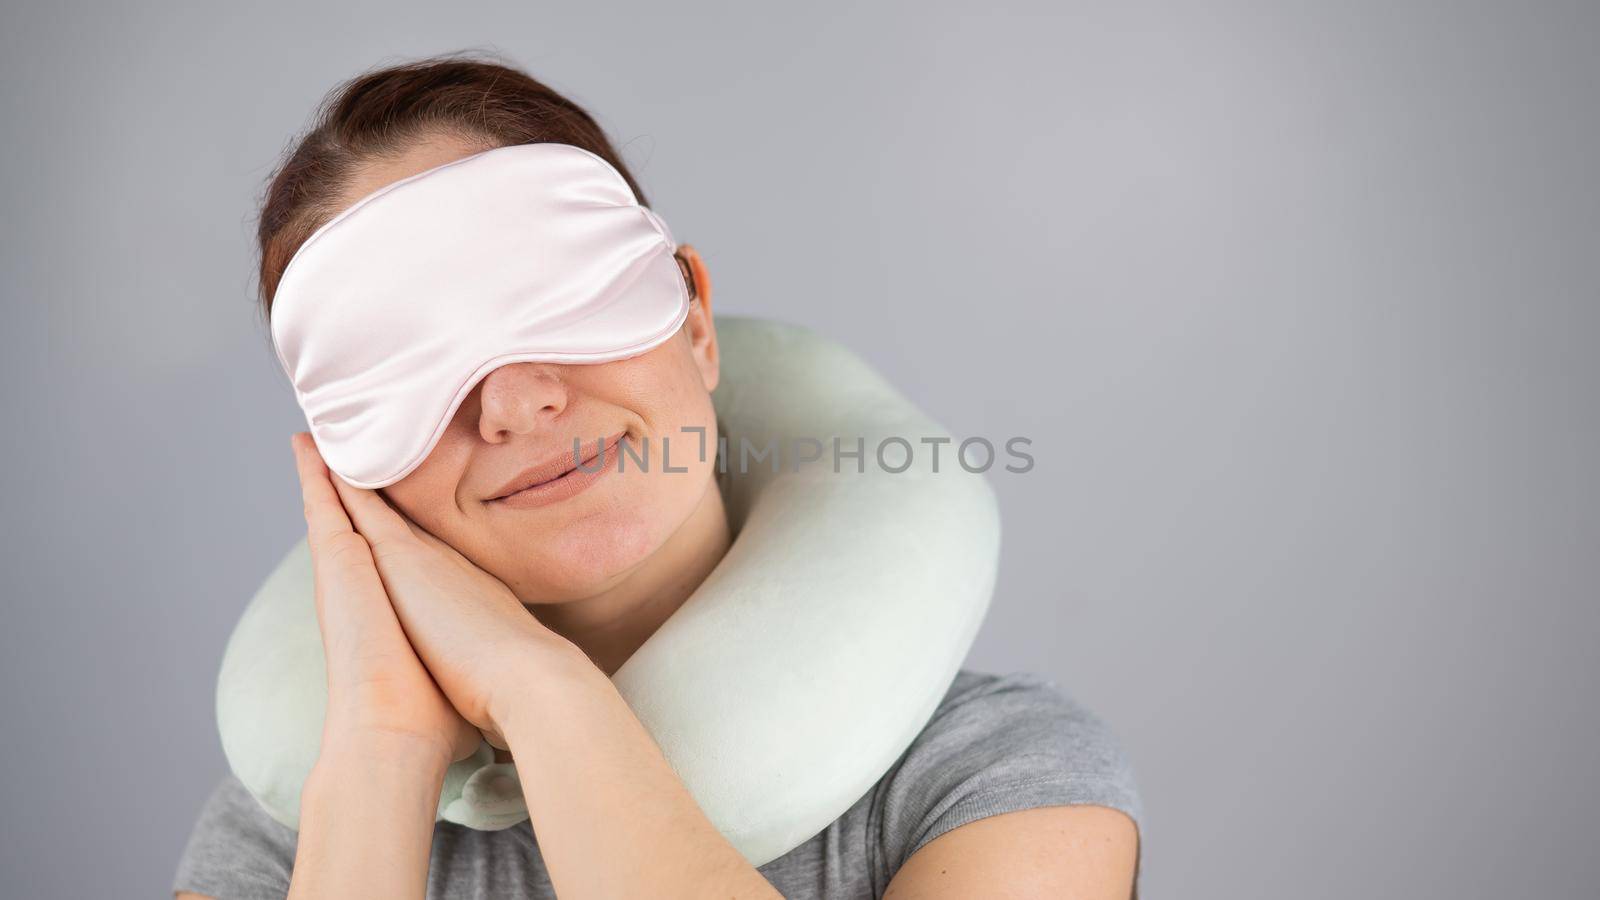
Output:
[530, 508, 664, 598]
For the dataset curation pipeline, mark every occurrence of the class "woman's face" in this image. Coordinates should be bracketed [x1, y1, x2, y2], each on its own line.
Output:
[333, 134, 722, 603]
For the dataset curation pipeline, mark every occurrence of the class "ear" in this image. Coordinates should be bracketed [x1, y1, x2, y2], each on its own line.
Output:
[677, 244, 719, 393]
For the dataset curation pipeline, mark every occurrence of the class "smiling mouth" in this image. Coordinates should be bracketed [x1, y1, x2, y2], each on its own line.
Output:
[488, 432, 627, 507]
[552, 443, 604, 481]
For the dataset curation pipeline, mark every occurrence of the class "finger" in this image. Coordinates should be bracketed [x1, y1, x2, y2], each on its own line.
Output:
[291, 432, 355, 544]
[291, 433, 404, 651]
[326, 470, 431, 553]
[326, 473, 481, 584]
[386, 501, 466, 560]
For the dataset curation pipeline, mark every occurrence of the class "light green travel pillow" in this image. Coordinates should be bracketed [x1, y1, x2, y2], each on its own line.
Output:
[216, 315, 1001, 866]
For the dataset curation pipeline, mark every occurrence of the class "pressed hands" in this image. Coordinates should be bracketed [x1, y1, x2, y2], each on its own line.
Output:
[286, 432, 781, 899]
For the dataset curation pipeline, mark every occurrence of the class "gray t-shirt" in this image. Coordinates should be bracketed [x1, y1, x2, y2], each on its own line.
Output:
[173, 669, 1142, 899]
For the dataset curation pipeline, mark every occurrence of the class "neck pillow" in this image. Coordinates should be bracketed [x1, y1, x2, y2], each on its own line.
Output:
[219, 143, 1001, 867]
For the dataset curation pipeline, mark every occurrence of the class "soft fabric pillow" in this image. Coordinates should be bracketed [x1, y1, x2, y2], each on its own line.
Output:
[216, 316, 1000, 866]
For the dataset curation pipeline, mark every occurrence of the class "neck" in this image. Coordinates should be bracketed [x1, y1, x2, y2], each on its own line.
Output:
[529, 477, 731, 676]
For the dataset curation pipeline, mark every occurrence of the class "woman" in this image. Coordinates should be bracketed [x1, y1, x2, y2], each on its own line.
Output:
[173, 53, 1142, 899]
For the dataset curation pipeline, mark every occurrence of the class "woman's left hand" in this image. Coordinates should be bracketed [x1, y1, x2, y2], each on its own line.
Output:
[297, 433, 587, 744]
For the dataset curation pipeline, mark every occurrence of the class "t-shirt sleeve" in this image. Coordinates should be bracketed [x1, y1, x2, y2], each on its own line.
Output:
[171, 774, 298, 899]
[874, 670, 1143, 878]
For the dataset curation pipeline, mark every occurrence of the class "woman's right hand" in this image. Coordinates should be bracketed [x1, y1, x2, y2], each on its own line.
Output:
[292, 431, 482, 765]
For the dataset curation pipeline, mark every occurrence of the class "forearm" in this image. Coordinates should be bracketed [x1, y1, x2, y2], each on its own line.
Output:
[496, 651, 782, 900]
[287, 732, 451, 899]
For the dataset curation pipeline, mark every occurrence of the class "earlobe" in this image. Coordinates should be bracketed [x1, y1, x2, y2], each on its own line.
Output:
[677, 245, 719, 391]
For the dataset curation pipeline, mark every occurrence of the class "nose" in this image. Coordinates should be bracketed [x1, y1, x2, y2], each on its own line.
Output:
[474, 362, 569, 444]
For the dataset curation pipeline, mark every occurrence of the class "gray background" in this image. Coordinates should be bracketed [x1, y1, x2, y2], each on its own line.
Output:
[2, 2, 1595, 897]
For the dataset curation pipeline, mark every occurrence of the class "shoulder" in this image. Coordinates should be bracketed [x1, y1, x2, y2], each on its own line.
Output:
[172, 773, 298, 898]
[873, 668, 1142, 875]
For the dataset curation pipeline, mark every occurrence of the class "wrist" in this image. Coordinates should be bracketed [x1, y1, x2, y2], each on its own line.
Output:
[486, 635, 602, 740]
[292, 729, 451, 900]
[313, 728, 457, 784]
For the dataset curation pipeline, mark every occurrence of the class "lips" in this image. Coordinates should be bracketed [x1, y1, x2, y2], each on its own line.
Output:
[487, 431, 626, 502]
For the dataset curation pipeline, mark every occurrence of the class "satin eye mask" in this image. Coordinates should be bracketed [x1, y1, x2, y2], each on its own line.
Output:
[269, 141, 691, 488]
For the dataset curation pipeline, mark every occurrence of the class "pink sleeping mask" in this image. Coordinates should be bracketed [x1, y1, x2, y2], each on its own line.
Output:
[269, 142, 691, 489]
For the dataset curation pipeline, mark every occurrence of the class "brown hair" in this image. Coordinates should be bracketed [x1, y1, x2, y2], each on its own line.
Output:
[252, 50, 653, 324]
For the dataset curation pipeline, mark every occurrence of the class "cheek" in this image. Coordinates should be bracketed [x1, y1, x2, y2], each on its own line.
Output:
[543, 417, 717, 581]
[497, 346, 719, 593]
[380, 439, 473, 537]
[602, 338, 713, 427]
